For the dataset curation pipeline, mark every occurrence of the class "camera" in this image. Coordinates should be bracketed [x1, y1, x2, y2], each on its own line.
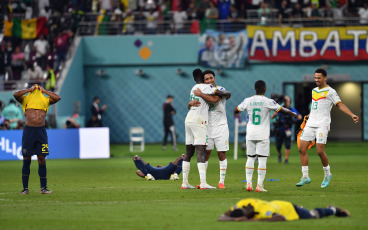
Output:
[271, 94, 284, 104]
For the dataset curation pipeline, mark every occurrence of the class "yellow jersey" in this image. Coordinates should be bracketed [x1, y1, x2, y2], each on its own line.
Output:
[231, 198, 299, 221]
[21, 89, 50, 114]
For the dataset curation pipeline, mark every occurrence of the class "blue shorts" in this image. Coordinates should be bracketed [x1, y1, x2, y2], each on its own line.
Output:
[276, 129, 292, 150]
[293, 204, 311, 219]
[145, 163, 177, 180]
[22, 126, 49, 156]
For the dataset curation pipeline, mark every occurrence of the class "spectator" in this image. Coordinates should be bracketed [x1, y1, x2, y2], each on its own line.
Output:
[45, 64, 55, 92]
[39, 6, 52, 19]
[278, 0, 291, 26]
[291, 3, 306, 27]
[1, 99, 23, 130]
[123, 9, 135, 34]
[228, 5, 244, 32]
[91, 96, 107, 126]
[0, 44, 5, 91]
[34, 35, 50, 70]
[144, 8, 159, 34]
[99, 0, 114, 12]
[358, 3, 368, 25]
[205, 0, 219, 30]
[28, 63, 44, 86]
[134, 9, 146, 34]
[327, 0, 348, 26]
[38, 0, 50, 16]
[197, 0, 211, 33]
[218, 0, 231, 31]
[4, 41, 13, 81]
[11, 46, 26, 81]
[258, 2, 270, 25]
[172, 5, 188, 34]
[187, 1, 197, 20]
[0, 119, 10, 130]
[54, 30, 73, 71]
[307, 2, 323, 26]
[65, 114, 80, 129]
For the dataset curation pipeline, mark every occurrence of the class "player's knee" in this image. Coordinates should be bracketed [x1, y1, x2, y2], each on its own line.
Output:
[316, 149, 324, 156]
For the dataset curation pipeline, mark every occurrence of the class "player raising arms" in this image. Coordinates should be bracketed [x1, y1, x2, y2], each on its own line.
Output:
[234, 80, 297, 192]
[14, 84, 61, 194]
[189, 70, 230, 189]
[182, 69, 231, 189]
[296, 68, 359, 188]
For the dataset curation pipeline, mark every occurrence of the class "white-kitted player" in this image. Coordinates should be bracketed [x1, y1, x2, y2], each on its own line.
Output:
[182, 68, 231, 190]
[189, 69, 230, 189]
[234, 80, 297, 192]
[297, 68, 359, 188]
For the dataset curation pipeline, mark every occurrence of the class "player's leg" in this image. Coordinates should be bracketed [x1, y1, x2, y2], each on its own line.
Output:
[297, 127, 314, 187]
[206, 136, 215, 170]
[133, 156, 150, 176]
[245, 140, 256, 191]
[170, 154, 184, 180]
[38, 155, 51, 194]
[182, 123, 195, 188]
[197, 145, 215, 189]
[255, 140, 269, 192]
[21, 156, 32, 195]
[215, 125, 229, 189]
[315, 127, 332, 188]
[217, 151, 227, 188]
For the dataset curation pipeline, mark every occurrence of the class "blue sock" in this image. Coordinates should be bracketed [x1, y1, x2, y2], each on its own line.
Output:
[134, 160, 149, 175]
[38, 164, 47, 189]
[175, 159, 183, 175]
[315, 208, 334, 218]
[22, 160, 31, 189]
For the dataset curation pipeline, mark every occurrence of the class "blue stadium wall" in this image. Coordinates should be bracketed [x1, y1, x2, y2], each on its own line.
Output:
[56, 35, 368, 143]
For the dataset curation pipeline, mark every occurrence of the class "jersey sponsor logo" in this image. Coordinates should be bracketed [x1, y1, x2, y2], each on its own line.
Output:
[266, 211, 272, 216]
[312, 89, 329, 101]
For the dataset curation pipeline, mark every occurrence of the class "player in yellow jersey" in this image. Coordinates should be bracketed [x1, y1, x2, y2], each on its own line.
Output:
[218, 198, 350, 221]
[297, 68, 359, 188]
[14, 84, 61, 195]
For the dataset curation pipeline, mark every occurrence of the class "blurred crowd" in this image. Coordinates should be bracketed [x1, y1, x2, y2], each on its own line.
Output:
[0, 99, 24, 130]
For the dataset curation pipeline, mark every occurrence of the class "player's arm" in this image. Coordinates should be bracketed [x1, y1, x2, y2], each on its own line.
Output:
[188, 100, 201, 109]
[271, 111, 278, 119]
[278, 107, 298, 118]
[215, 90, 231, 100]
[39, 86, 61, 105]
[13, 85, 37, 103]
[336, 102, 359, 123]
[193, 88, 222, 103]
[258, 214, 287, 222]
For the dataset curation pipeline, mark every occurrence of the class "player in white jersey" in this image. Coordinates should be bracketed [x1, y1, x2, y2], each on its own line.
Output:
[188, 70, 230, 189]
[234, 80, 297, 192]
[297, 68, 359, 188]
[182, 69, 231, 190]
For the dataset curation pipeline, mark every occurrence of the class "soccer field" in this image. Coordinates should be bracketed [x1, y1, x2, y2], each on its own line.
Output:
[1, 142, 367, 230]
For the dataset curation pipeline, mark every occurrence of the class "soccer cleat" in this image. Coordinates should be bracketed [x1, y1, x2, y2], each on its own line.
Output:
[255, 185, 267, 192]
[40, 188, 52, 194]
[162, 146, 166, 150]
[321, 174, 332, 188]
[284, 159, 289, 164]
[296, 177, 311, 187]
[328, 205, 350, 217]
[199, 183, 216, 189]
[278, 155, 282, 163]
[181, 182, 195, 189]
[170, 173, 179, 180]
[20, 188, 29, 195]
[172, 146, 178, 151]
[218, 183, 226, 189]
[146, 173, 155, 181]
[246, 183, 253, 192]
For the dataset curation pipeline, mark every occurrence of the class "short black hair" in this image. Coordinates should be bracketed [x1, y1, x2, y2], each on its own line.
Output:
[192, 68, 203, 81]
[167, 95, 174, 99]
[255, 80, 266, 91]
[93, 96, 99, 101]
[229, 209, 244, 217]
[203, 70, 215, 77]
[315, 68, 327, 77]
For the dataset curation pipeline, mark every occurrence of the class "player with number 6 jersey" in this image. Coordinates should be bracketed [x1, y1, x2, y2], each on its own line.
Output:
[234, 80, 297, 192]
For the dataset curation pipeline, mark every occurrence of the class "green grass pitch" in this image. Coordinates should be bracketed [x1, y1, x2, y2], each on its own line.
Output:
[1, 142, 367, 230]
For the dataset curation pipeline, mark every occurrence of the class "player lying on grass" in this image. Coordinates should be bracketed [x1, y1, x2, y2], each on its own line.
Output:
[133, 154, 184, 180]
[218, 198, 350, 222]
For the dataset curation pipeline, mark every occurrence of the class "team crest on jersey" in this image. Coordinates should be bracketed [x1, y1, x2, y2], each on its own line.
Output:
[319, 133, 323, 137]
[312, 90, 329, 101]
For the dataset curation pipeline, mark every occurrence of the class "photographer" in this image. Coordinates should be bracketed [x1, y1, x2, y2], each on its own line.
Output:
[271, 96, 302, 164]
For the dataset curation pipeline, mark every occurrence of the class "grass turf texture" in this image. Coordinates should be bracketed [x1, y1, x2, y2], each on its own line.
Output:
[0, 142, 367, 230]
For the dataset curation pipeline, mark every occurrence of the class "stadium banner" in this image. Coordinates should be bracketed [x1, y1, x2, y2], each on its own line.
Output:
[198, 30, 248, 68]
[247, 25, 368, 62]
[0, 128, 109, 161]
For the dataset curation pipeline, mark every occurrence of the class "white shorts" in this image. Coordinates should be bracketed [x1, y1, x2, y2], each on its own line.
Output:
[185, 123, 208, 146]
[300, 126, 329, 144]
[206, 124, 229, 151]
[246, 139, 270, 157]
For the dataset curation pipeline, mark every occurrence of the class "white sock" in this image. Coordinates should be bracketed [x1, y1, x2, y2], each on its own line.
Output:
[205, 161, 208, 170]
[219, 159, 227, 184]
[257, 157, 267, 187]
[302, 166, 309, 178]
[182, 161, 190, 183]
[323, 165, 331, 177]
[198, 163, 207, 184]
[245, 157, 255, 185]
